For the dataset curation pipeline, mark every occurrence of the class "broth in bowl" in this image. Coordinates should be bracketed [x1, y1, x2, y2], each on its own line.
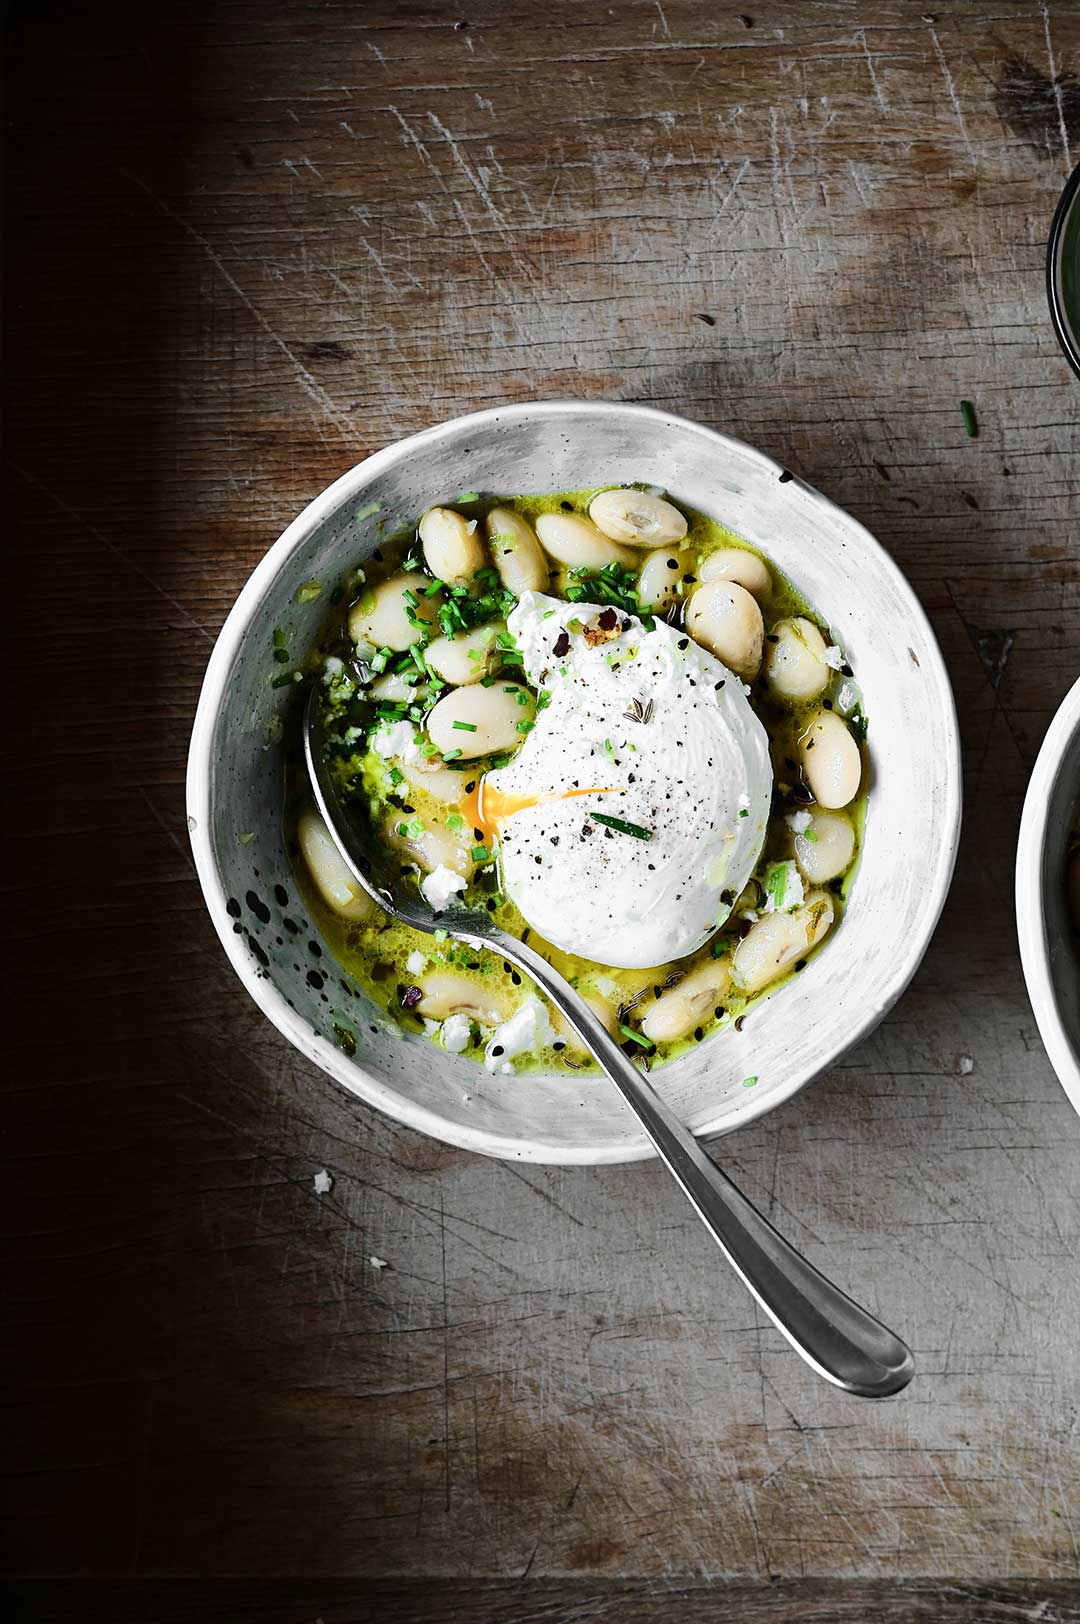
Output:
[285, 486, 868, 1077]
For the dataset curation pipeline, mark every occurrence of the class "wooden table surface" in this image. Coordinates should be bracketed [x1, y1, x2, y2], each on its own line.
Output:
[6, 2, 1080, 1619]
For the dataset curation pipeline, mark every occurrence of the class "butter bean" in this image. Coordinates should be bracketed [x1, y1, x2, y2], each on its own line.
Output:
[383, 813, 474, 878]
[685, 580, 764, 680]
[588, 488, 688, 548]
[426, 683, 535, 759]
[798, 711, 862, 809]
[419, 506, 487, 584]
[424, 622, 503, 686]
[699, 547, 772, 598]
[641, 960, 733, 1044]
[534, 511, 637, 573]
[416, 972, 510, 1026]
[637, 548, 691, 612]
[298, 808, 381, 923]
[486, 508, 549, 595]
[762, 617, 830, 703]
[793, 810, 855, 885]
[349, 571, 440, 652]
[731, 892, 834, 995]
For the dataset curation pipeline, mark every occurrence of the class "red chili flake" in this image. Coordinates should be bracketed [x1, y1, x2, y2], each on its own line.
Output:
[552, 630, 571, 657]
[401, 985, 423, 1009]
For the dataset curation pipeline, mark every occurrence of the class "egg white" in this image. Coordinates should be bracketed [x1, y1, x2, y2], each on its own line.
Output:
[485, 592, 772, 969]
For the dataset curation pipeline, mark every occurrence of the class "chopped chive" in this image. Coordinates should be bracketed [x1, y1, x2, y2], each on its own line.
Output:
[516, 719, 534, 735]
[455, 490, 481, 503]
[424, 578, 445, 597]
[272, 626, 287, 648]
[452, 720, 478, 732]
[960, 399, 978, 438]
[237, 830, 256, 845]
[409, 643, 428, 674]
[738, 808, 749, 818]
[471, 844, 489, 861]
[742, 1075, 759, 1088]
[618, 1023, 655, 1051]
[710, 938, 729, 958]
[420, 742, 440, 758]
[446, 812, 465, 832]
[273, 647, 290, 664]
[355, 500, 382, 522]
[590, 813, 653, 841]
[295, 579, 322, 604]
[441, 747, 463, 761]
[271, 671, 296, 688]
[402, 588, 419, 607]
[387, 767, 404, 786]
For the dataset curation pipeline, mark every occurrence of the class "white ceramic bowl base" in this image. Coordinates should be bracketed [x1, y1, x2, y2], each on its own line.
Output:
[187, 402, 961, 1164]
[1016, 674, 1080, 1113]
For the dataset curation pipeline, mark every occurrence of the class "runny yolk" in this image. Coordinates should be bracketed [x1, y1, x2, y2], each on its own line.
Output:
[462, 778, 624, 845]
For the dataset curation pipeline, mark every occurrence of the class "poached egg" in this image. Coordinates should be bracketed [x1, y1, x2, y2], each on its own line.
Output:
[475, 592, 772, 968]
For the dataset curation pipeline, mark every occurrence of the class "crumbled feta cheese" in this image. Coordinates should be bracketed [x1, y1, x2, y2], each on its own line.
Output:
[369, 1255, 388, 1270]
[313, 1168, 333, 1195]
[762, 860, 805, 914]
[372, 719, 422, 764]
[421, 864, 467, 911]
[484, 995, 554, 1073]
[957, 1054, 975, 1076]
[823, 644, 845, 670]
[440, 1013, 472, 1054]
[593, 974, 622, 1001]
[406, 950, 427, 975]
[836, 679, 861, 715]
[324, 655, 344, 675]
[786, 810, 813, 834]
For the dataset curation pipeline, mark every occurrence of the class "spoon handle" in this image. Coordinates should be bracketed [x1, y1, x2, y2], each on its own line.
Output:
[503, 939, 914, 1399]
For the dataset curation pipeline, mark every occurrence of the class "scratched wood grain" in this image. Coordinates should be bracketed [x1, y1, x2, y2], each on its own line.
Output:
[4, 0, 1080, 1600]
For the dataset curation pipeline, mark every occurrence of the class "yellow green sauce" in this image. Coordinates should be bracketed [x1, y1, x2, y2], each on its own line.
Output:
[283, 487, 868, 1074]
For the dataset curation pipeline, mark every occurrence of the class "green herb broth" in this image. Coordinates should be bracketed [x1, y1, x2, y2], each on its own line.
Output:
[283, 486, 868, 1074]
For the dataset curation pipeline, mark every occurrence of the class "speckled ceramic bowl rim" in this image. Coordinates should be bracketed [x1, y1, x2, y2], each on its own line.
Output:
[1016, 673, 1080, 1113]
[187, 401, 962, 1164]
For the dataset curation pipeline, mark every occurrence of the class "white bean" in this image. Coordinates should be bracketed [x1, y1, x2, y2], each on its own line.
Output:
[424, 622, 503, 686]
[685, 580, 764, 679]
[426, 683, 534, 759]
[416, 972, 510, 1026]
[588, 488, 688, 548]
[297, 808, 380, 923]
[799, 711, 862, 809]
[400, 759, 467, 805]
[383, 814, 474, 877]
[762, 617, 830, 703]
[534, 511, 637, 573]
[418, 507, 487, 584]
[699, 547, 772, 598]
[551, 994, 620, 1054]
[349, 571, 440, 652]
[641, 960, 733, 1044]
[637, 548, 690, 612]
[732, 891, 834, 995]
[793, 810, 855, 885]
[370, 669, 426, 703]
[485, 508, 549, 595]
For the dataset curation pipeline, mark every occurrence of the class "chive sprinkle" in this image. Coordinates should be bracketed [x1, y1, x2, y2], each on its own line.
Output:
[618, 1023, 655, 1051]
[590, 813, 653, 841]
[960, 399, 978, 438]
[452, 720, 478, 732]
[471, 844, 489, 862]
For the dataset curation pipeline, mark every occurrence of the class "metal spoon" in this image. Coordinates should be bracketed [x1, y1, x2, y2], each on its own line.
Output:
[304, 687, 914, 1398]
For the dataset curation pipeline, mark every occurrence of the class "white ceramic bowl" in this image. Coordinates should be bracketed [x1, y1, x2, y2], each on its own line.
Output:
[1016, 675, 1080, 1112]
[187, 401, 961, 1164]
